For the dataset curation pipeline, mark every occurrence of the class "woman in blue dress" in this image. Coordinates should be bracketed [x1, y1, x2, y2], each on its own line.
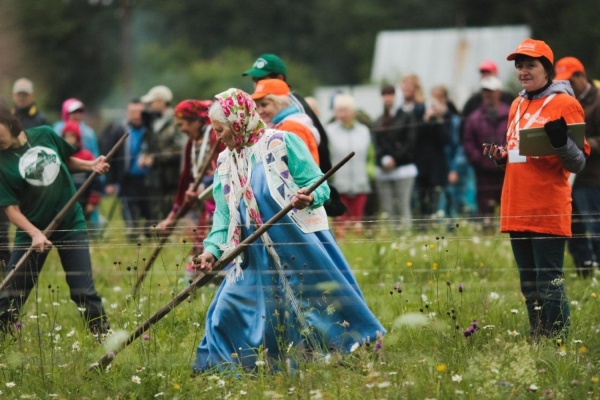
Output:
[193, 88, 385, 373]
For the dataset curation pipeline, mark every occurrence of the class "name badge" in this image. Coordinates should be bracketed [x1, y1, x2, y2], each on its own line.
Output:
[508, 149, 527, 164]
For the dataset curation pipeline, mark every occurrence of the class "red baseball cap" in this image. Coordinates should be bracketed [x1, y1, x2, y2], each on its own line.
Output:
[479, 60, 498, 74]
[506, 38, 554, 64]
[555, 57, 585, 80]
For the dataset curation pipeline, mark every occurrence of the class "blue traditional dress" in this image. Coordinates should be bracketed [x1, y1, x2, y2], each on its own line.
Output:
[193, 130, 385, 372]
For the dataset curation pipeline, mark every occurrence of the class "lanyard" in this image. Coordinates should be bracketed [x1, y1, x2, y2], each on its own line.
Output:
[510, 94, 557, 137]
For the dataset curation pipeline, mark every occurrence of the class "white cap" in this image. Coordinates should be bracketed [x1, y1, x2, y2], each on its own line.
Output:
[480, 76, 503, 91]
[67, 99, 85, 113]
[141, 85, 173, 103]
[13, 78, 34, 94]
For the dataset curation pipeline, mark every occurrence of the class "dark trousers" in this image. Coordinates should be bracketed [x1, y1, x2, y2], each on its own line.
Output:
[510, 232, 570, 339]
[568, 186, 600, 274]
[0, 210, 11, 268]
[0, 232, 108, 332]
[120, 175, 155, 241]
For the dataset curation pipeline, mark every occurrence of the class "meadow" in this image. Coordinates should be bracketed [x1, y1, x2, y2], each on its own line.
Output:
[0, 203, 599, 400]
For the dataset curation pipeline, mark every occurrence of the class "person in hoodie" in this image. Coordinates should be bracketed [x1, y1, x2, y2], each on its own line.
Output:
[484, 39, 590, 341]
[61, 120, 102, 223]
[53, 98, 100, 158]
[251, 78, 320, 165]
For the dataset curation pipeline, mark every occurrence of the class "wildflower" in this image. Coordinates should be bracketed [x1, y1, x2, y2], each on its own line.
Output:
[341, 320, 350, 328]
[507, 330, 520, 337]
[255, 360, 266, 366]
[429, 244, 435, 249]
[436, 364, 447, 372]
[6, 382, 15, 388]
[173, 383, 181, 390]
[579, 346, 587, 354]
[534, 306, 542, 311]
[551, 277, 565, 286]
[432, 262, 438, 270]
[143, 334, 150, 341]
[52, 302, 60, 306]
[71, 341, 81, 351]
[592, 376, 599, 383]
[131, 375, 141, 384]
[77, 307, 86, 312]
[483, 325, 495, 330]
[154, 393, 164, 398]
[463, 327, 476, 337]
[571, 300, 579, 306]
[451, 374, 462, 382]
[66, 329, 75, 337]
[54, 325, 62, 331]
[527, 384, 538, 392]
[393, 283, 402, 293]
[489, 292, 500, 300]
[377, 381, 391, 388]
[240, 390, 247, 395]
[592, 293, 597, 299]
[458, 283, 464, 293]
[406, 261, 412, 267]
[113, 286, 122, 292]
[571, 380, 579, 386]
[13, 322, 22, 330]
[156, 372, 165, 378]
[350, 342, 360, 352]
[510, 309, 519, 314]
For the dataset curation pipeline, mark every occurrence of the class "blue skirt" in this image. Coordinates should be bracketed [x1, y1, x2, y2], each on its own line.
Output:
[193, 163, 385, 372]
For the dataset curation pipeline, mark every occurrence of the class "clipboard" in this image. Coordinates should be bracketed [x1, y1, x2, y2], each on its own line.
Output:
[519, 123, 586, 156]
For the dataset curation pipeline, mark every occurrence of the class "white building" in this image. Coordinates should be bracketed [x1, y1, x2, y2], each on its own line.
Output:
[314, 25, 531, 123]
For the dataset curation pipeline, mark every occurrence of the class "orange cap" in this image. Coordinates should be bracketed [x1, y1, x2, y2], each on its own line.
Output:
[555, 56, 585, 80]
[251, 79, 290, 100]
[506, 38, 554, 64]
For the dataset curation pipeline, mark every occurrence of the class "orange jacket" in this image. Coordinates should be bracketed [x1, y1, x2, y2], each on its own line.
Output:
[500, 91, 589, 236]
[276, 119, 320, 166]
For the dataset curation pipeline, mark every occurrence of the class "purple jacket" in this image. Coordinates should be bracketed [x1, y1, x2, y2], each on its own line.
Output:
[463, 103, 510, 174]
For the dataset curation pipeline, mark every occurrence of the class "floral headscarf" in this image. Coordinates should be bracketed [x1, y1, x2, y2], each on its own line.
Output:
[214, 89, 268, 278]
[215, 88, 266, 151]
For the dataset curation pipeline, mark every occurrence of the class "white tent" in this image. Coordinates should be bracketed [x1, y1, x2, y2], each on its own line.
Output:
[313, 25, 531, 124]
[371, 25, 532, 108]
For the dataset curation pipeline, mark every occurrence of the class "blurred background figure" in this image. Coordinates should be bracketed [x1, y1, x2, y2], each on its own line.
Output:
[555, 56, 600, 277]
[139, 85, 187, 219]
[463, 76, 509, 230]
[61, 121, 103, 225]
[102, 100, 155, 242]
[10, 78, 49, 129]
[371, 84, 417, 232]
[414, 84, 451, 222]
[53, 98, 100, 157]
[432, 85, 477, 220]
[461, 60, 515, 119]
[53, 98, 103, 234]
[327, 94, 372, 237]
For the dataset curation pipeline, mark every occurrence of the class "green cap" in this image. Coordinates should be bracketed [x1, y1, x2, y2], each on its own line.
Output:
[243, 54, 287, 78]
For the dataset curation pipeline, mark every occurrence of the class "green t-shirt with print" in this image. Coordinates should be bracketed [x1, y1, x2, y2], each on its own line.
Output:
[0, 126, 87, 245]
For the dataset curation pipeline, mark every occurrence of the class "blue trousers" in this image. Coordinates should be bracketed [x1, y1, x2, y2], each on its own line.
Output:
[510, 232, 570, 339]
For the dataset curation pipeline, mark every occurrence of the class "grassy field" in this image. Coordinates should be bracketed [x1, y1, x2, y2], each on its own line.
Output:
[0, 203, 599, 399]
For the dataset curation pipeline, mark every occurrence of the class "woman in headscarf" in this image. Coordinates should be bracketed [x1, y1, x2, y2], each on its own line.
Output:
[155, 99, 223, 284]
[193, 88, 384, 373]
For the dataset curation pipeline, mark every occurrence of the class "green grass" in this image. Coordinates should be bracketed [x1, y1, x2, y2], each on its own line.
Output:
[0, 207, 599, 399]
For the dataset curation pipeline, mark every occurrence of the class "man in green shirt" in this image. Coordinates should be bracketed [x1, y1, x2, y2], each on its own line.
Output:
[0, 109, 110, 337]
